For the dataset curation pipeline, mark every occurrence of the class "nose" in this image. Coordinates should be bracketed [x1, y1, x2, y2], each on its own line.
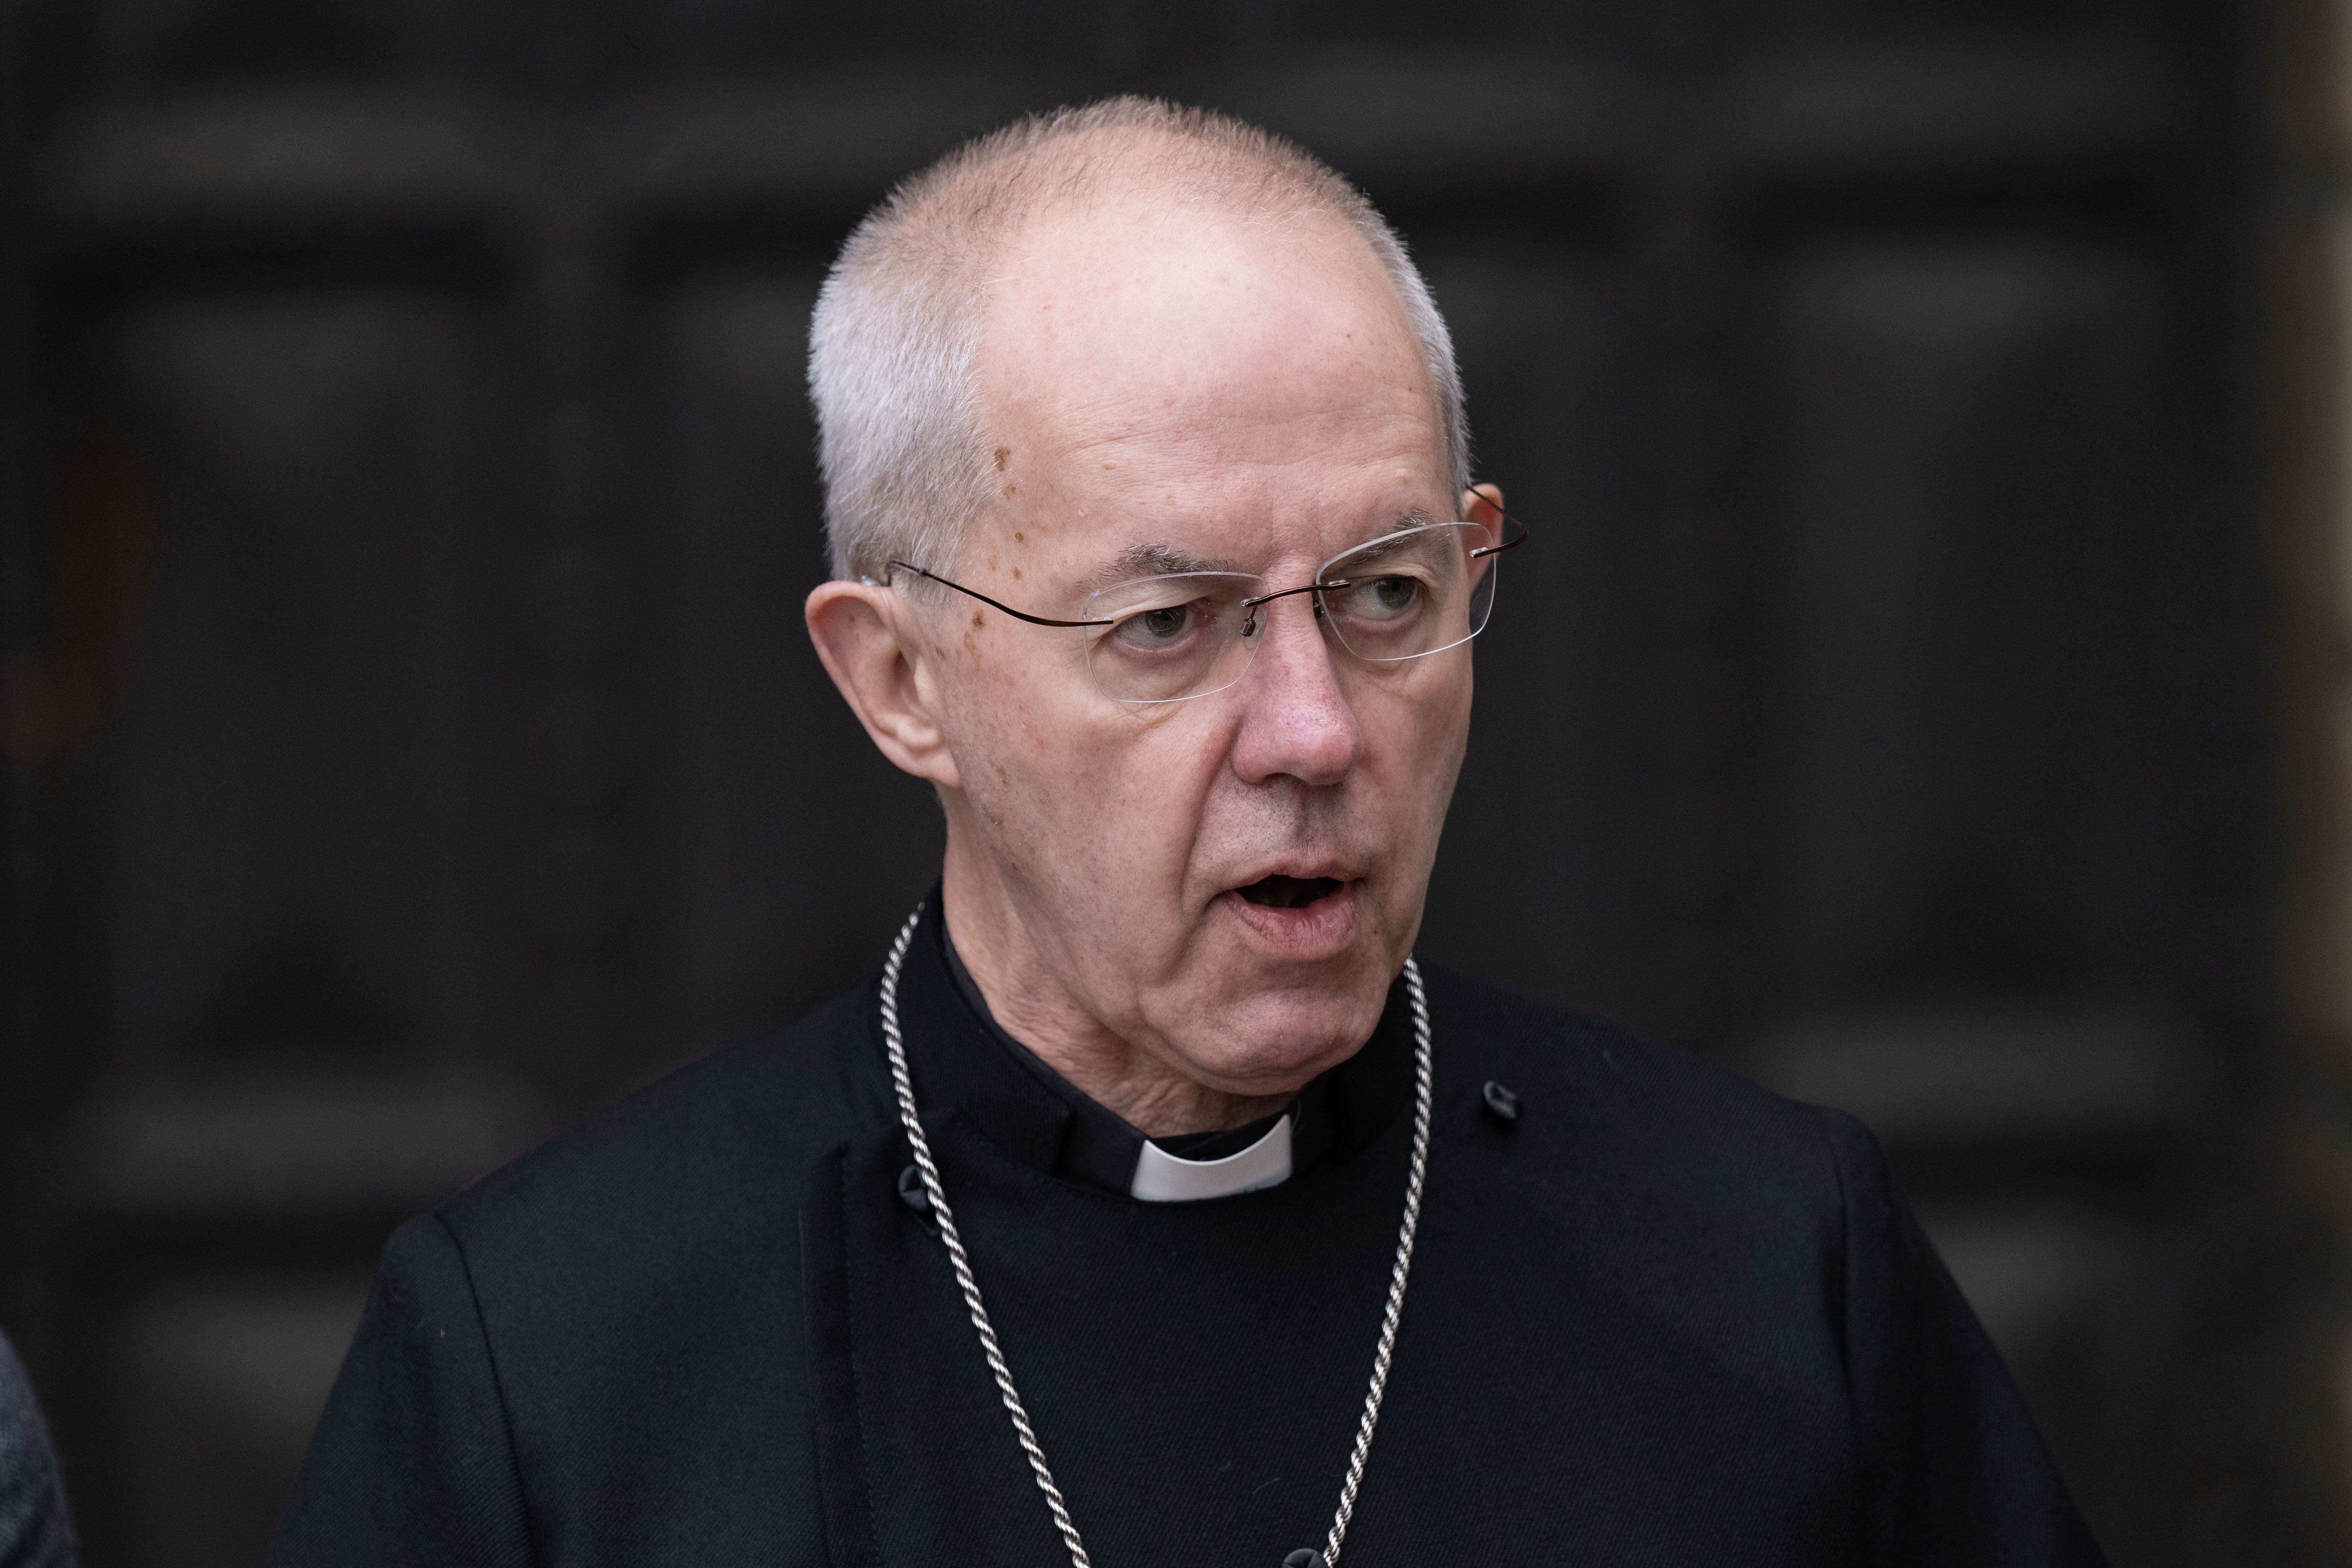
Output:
[1229, 594, 1363, 788]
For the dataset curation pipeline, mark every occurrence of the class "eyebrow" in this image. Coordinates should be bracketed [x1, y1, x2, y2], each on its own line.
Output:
[1088, 509, 1442, 588]
[1090, 542, 1242, 588]
[1345, 508, 1440, 556]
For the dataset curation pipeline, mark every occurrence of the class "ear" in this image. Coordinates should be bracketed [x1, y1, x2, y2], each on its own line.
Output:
[1462, 482, 1507, 581]
[805, 578, 964, 790]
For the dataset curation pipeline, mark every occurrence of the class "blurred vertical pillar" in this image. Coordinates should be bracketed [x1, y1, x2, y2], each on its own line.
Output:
[2272, 0, 2352, 1555]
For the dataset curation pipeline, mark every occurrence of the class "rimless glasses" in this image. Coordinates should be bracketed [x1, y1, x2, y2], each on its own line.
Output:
[873, 507, 1528, 705]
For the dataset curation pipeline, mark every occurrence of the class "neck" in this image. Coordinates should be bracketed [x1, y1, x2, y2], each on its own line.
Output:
[939, 840, 1294, 1139]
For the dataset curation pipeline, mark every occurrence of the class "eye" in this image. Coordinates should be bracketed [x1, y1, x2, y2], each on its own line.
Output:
[1113, 603, 1194, 649]
[1347, 575, 1421, 620]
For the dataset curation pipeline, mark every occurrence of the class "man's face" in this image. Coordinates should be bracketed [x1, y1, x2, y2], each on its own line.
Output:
[922, 205, 1477, 1097]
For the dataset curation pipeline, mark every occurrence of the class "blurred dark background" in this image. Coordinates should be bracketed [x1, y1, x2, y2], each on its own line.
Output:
[0, 0, 2320, 1562]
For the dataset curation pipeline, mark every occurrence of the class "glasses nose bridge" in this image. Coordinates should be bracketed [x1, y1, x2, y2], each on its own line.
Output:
[1236, 578, 1331, 639]
[1234, 577, 1353, 695]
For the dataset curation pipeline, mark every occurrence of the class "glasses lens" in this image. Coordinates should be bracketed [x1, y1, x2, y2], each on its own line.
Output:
[1081, 572, 1262, 704]
[1318, 522, 1498, 665]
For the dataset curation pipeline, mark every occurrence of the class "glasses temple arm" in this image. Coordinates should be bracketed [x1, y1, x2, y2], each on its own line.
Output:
[883, 561, 1114, 628]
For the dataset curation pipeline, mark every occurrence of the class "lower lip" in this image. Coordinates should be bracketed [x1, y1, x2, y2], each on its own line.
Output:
[1217, 880, 1360, 961]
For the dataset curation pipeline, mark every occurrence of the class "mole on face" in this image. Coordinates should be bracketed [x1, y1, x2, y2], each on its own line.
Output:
[1004, 484, 1017, 499]
[1014, 531, 1026, 543]
[994, 446, 1011, 470]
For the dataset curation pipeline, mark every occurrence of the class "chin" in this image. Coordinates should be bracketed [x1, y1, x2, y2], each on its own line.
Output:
[1174, 981, 1390, 1097]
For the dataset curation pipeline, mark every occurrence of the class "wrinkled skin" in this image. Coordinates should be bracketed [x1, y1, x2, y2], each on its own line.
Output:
[807, 201, 1503, 1134]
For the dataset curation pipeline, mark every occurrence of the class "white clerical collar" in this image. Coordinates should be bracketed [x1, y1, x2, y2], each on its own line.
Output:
[1129, 1112, 1294, 1202]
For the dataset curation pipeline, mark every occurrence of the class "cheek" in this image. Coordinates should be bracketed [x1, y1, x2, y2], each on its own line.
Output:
[1119, 725, 1224, 809]
[1371, 672, 1469, 777]
[939, 638, 1054, 803]
[1068, 719, 1235, 904]
[1364, 678, 1473, 855]
[950, 658, 1208, 871]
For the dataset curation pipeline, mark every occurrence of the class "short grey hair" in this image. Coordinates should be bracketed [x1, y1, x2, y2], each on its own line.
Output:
[807, 96, 1469, 582]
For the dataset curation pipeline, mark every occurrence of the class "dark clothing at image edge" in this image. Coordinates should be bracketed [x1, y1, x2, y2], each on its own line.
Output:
[268, 903, 2104, 1566]
[0, 1329, 78, 1568]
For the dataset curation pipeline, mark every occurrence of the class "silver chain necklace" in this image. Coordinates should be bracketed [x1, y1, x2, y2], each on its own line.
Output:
[878, 906, 1435, 1568]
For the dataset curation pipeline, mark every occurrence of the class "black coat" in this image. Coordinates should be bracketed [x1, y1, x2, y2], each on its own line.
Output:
[0, 1329, 78, 1568]
[270, 904, 2102, 1566]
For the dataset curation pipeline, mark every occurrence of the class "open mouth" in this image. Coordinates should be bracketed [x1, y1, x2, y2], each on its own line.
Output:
[1235, 874, 1344, 910]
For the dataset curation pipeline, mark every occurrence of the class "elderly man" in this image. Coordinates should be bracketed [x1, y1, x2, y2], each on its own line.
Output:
[272, 99, 2100, 1567]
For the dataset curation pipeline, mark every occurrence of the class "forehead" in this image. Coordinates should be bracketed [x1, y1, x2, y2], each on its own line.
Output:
[974, 204, 1445, 530]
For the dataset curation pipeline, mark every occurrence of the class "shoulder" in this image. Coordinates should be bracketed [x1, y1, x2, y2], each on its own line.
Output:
[288, 990, 887, 1555]
[432, 979, 888, 1292]
[1418, 964, 1857, 1222]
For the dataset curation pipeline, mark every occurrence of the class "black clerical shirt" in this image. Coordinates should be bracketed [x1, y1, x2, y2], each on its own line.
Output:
[271, 901, 2104, 1567]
